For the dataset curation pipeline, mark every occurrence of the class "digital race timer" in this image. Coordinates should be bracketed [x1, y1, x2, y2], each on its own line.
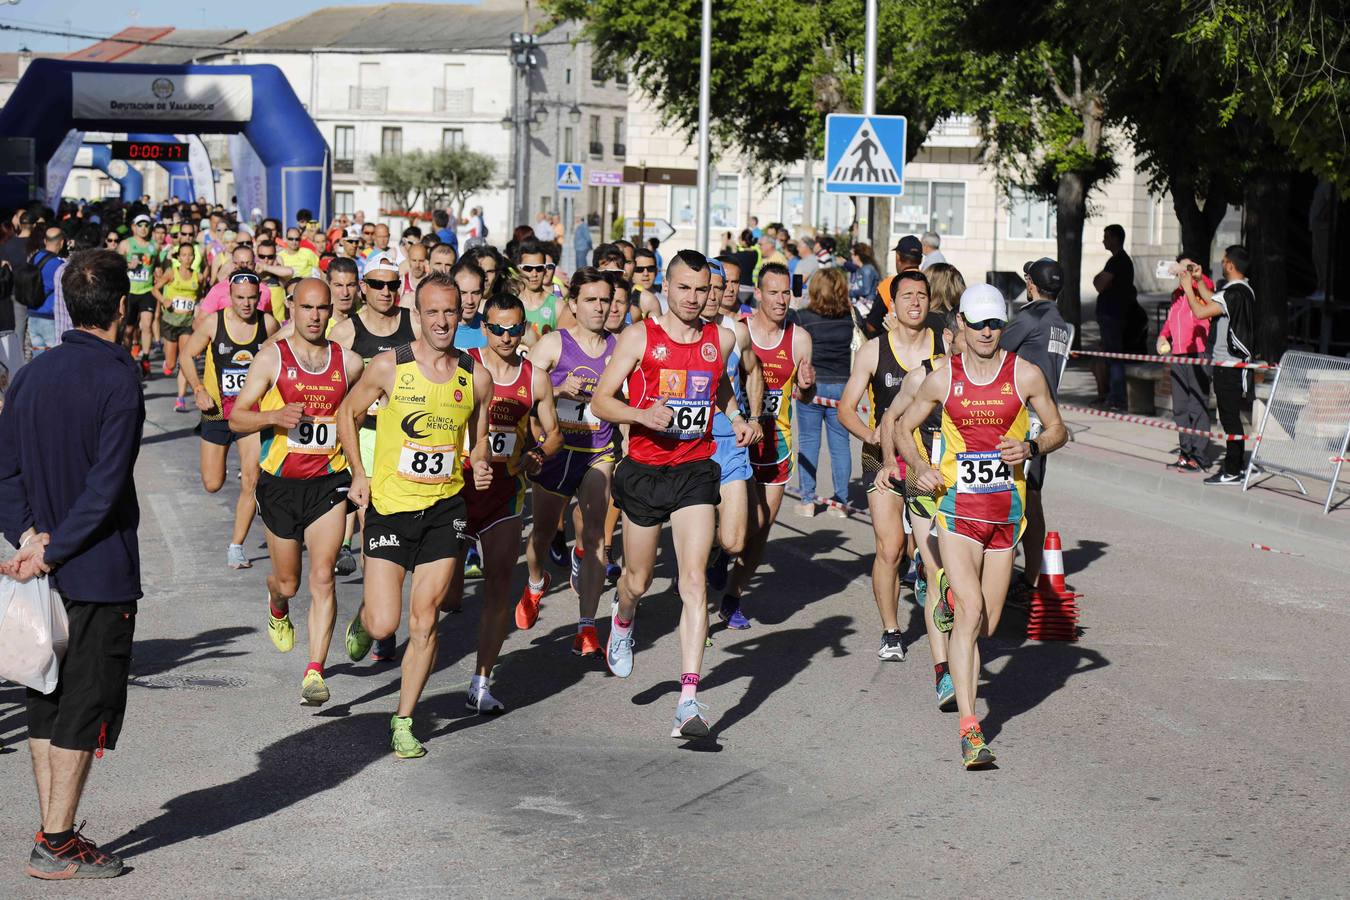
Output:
[110, 141, 188, 161]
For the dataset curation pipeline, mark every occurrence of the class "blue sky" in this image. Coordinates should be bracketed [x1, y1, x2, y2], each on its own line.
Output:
[0, 1, 474, 53]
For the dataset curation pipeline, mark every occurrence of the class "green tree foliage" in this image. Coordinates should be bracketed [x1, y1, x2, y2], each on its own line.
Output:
[371, 147, 497, 222]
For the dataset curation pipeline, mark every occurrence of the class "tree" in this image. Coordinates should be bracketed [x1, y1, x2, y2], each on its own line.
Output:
[427, 146, 498, 221]
[370, 147, 497, 223]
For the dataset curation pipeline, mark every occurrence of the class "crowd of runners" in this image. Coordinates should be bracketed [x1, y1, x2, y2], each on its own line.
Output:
[5, 198, 1072, 774]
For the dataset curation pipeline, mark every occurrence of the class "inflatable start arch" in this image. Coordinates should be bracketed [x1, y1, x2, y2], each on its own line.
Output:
[0, 60, 329, 225]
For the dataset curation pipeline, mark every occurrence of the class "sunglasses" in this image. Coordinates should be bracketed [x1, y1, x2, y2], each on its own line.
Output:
[256, 253, 276, 261]
[230, 272, 261, 285]
[286, 235, 301, 241]
[365, 277, 399, 292]
[633, 265, 657, 274]
[964, 318, 1006, 332]
[484, 321, 527, 337]
[518, 264, 550, 273]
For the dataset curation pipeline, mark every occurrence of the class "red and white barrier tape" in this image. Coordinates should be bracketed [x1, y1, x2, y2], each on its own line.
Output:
[1251, 543, 1304, 557]
[1070, 350, 1277, 370]
[807, 395, 870, 416]
[1060, 403, 1260, 441]
[784, 487, 871, 519]
[1331, 457, 1348, 464]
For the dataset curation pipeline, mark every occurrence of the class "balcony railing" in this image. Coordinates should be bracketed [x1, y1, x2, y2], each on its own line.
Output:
[612, 143, 626, 159]
[589, 140, 604, 158]
[433, 87, 474, 115]
[334, 158, 355, 174]
[348, 86, 387, 112]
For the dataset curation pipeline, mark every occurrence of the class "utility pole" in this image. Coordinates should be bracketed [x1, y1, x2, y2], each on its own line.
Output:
[862, 0, 878, 267]
[509, 31, 540, 227]
[695, 0, 712, 256]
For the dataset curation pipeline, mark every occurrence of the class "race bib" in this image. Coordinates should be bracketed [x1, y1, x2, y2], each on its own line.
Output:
[762, 390, 784, 419]
[488, 429, 518, 461]
[286, 416, 337, 454]
[955, 450, 1014, 494]
[658, 369, 715, 440]
[171, 296, 196, 314]
[557, 397, 601, 428]
[221, 368, 248, 397]
[397, 440, 454, 483]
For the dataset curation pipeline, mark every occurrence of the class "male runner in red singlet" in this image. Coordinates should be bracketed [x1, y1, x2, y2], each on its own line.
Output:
[591, 250, 754, 738]
[228, 280, 365, 705]
[895, 284, 1066, 769]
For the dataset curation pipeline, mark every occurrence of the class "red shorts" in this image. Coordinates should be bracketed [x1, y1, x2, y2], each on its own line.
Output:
[935, 513, 1025, 552]
[751, 456, 792, 487]
[461, 469, 527, 539]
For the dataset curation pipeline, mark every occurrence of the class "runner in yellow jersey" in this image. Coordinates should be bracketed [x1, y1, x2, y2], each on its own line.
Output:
[335, 272, 493, 758]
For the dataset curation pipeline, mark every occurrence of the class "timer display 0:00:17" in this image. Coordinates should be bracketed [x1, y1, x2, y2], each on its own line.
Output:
[110, 141, 188, 161]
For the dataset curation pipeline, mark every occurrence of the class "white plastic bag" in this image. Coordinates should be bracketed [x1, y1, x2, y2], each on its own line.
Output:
[0, 575, 69, 693]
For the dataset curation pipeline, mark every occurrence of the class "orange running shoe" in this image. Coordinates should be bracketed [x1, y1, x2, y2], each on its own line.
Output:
[572, 625, 602, 657]
[515, 572, 550, 630]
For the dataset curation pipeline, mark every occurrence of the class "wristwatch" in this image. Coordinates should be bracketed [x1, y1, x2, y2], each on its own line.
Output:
[1026, 439, 1041, 459]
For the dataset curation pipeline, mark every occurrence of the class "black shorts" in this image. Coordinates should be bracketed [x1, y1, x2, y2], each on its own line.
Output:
[255, 471, 352, 541]
[200, 418, 237, 447]
[27, 599, 136, 753]
[612, 456, 721, 528]
[133, 293, 157, 317]
[1026, 455, 1047, 492]
[364, 493, 468, 570]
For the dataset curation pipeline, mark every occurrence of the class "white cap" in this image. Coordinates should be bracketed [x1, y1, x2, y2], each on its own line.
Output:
[132, 214, 152, 225]
[364, 251, 398, 277]
[958, 283, 1008, 324]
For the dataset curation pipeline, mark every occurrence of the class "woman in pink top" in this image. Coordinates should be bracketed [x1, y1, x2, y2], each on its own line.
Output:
[1158, 259, 1213, 470]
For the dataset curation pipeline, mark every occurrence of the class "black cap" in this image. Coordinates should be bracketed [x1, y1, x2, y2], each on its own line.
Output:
[1023, 257, 1063, 296]
[893, 234, 923, 259]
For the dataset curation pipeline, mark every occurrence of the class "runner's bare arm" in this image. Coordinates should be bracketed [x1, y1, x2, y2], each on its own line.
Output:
[228, 345, 298, 435]
[718, 326, 758, 446]
[896, 366, 951, 493]
[591, 323, 669, 429]
[792, 327, 816, 402]
[180, 318, 215, 405]
[342, 348, 365, 387]
[528, 330, 562, 378]
[337, 350, 394, 502]
[469, 365, 494, 489]
[638, 291, 661, 321]
[530, 364, 565, 464]
[736, 322, 765, 419]
[263, 320, 295, 348]
[327, 316, 356, 349]
[837, 338, 878, 443]
[1000, 359, 1067, 463]
[262, 312, 280, 336]
[555, 304, 577, 332]
[878, 366, 930, 489]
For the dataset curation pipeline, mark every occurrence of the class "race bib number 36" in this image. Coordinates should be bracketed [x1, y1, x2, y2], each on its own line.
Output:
[287, 416, 338, 454]
[955, 450, 1014, 494]
[221, 368, 247, 396]
[397, 441, 453, 483]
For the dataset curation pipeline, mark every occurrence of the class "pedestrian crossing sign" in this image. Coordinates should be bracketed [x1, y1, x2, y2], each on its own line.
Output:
[556, 163, 583, 192]
[824, 114, 907, 197]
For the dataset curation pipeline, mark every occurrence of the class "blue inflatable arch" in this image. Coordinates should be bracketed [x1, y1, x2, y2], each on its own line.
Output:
[77, 143, 144, 202]
[0, 60, 329, 225]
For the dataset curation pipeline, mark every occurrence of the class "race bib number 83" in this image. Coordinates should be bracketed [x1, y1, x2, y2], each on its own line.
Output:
[397, 441, 453, 483]
[955, 450, 1014, 494]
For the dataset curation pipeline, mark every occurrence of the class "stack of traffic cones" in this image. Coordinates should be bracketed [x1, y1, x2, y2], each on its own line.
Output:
[1027, 531, 1080, 641]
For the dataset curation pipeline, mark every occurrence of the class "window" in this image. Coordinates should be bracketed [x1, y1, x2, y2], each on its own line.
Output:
[710, 175, 738, 230]
[891, 180, 966, 238]
[442, 128, 464, 150]
[334, 190, 355, 215]
[615, 65, 628, 87]
[358, 62, 379, 87]
[1146, 194, 1166, 244]
[539, 196, 553, 215]
[588, 115, 603, 158]
[381, 127, 403, 157]
[612, 117, 626, 158]
[565, 68, 572, 85]
[333, 126, 355, 161]
[780, 177, 804, 226]
[1006, 187, 1055, 240]
[671, 186, 696, 229]
[591, 58, 604, 84]
[563, 126, 575, 163]
[380, 191, 399, 214]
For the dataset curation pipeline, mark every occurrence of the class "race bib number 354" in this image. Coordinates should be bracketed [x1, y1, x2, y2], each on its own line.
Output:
[955, 450, 1014, 494]
[397, 441, 453, 483]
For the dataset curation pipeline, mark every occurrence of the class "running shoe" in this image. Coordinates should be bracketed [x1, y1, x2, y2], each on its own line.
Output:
[464, 545, 484, 579]
[267, 608, 295, 653]
[719, 595, 751, 630]
[572, 625, 602, 657]
[548, 531, 568, 567]
[301, 669, 330, 706]
[150, 340, 163, 360]
[936, 673, 956, 711]
[569, 548, 582, 594]
[932, 568, 955, 634]
[162, 363, 175, 378]
[465, 684, 505, 714]
[333, 545, 358, 577]
[389, 715, 426, 759]
[174, 396, 189, 413]
[345, 610, 373, 662]
[877, 630, 906, 661]
[706, 548, 729, 594]
[605, 561, 621, 584]
[371, 636, 397, 662]
[26, 827, 124, 880]
[606, 626, 635, 678]
[140, 358, 151, 379]
[515, 572, 550, 630]
[1204, 471, 1242, 486]
[227, 544, 251, 569]
[671, 698, 710, 739]
[960, 724, 995, 769]
[915, 569, 928, 608]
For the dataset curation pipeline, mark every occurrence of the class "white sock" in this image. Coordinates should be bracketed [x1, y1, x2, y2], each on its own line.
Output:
[529, 575, 545, 590]
[578, 617, 595, 633]
[470, 674, 488, 694]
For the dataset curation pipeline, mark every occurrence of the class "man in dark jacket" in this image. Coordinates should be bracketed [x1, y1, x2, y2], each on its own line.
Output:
[0, 249, 142, 880]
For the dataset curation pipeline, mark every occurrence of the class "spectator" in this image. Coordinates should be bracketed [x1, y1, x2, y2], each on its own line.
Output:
[26, 226, 68, 355]
[1091, 223, 1138, 410]
[573, 216, 594, 273]
[647, 237, 664, 289]
[1158, 257, 1214, 471]
[0, 249, 143, 879]
[748, 215, 762, 240]
[1182, 245, 1255, 485]
[533, 211, 556, 242]
[2, 210, 36, 370]
[432, 209, 459, 255]
[847, 242, 881, 315]
[920, 231, 947, 270]
[794, 267, 855, 517]
[793, 235, 820, 301]
[925, 262, 965, 316]
[49, 225, 102, 348]
[465, 206, 488, 241]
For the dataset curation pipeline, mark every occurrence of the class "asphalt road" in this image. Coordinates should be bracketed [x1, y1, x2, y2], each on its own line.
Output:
[1, 382, 1346, 898]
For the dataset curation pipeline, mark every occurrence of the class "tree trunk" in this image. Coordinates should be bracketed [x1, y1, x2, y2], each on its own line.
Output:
[1171, 182, 1229, 274]
[1244, 172, 1290, 361]
[1055, 170, 1088, 348]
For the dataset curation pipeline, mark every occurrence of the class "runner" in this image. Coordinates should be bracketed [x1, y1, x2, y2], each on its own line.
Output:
[599, 275, 633, 581]
[515, 240, 573, 346]
[152, 242, 201, 411]
[179, 270, 279, 568]
[701, 261, 764, 615]
[838, 270, 946, 667]
[591, 249, 754, 738]
[335, 272, 493, 758]
[632, 247, 663, 319]
[118, 214, 157, 376]
[893, 284, 1067, 769]
[514, 268, 617, 658]
[329, 251, 419, 659]
[725, 262, 815, 627]
[227, 280, 364, 705]
[446, 293, 562, 711]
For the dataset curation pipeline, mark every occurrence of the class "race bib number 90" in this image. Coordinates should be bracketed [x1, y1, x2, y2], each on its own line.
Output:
[397, 441, 453, 483]
[488, 430, 518, 461]
[287, 416, 337, 454]
[221, 368, 248, 396]
[955, 450, 1014, 494]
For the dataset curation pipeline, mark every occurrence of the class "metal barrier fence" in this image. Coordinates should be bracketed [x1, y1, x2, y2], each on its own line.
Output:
[1245, 351, 1350, 513]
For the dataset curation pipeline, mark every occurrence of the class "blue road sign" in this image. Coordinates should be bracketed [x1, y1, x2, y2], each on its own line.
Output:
[824, 114, 907, 197]
[556, 163, 583, 192]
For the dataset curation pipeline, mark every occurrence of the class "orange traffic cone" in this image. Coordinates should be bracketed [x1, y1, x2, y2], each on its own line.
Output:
[1029, 531, 1081, 642]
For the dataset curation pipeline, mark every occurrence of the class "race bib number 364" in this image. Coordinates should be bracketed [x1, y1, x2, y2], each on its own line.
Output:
[955, 450, 1014, 494]
[397, 441, 453, 483]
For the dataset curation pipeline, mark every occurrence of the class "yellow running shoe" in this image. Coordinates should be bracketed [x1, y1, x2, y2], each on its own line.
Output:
[390, 715, 426, 759]
[268, 609, 295, 653]
[301, 669, 330, 706]
[960, 724, 996, 769]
